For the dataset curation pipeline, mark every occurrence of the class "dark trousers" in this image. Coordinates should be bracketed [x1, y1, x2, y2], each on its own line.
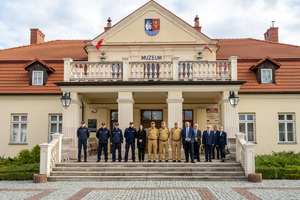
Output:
[212, 145, 220, 159]
[112, 143, 122, 161]
[78, 140, 87, 161]
[98, 143, 108, 161]
[219, 145, 226, 159]
[138, 148, 145, 161]
[194, 142, 200, 161]
[183, 143, 194, 162]
[205, 145, 212, 161]
[124, 142, 135, 161]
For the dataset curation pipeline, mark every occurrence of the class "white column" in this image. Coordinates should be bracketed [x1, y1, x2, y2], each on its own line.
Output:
[117, 92, 134, 132]
[62, 92, 81, 158]
[220, 91, 239, 138]
[39, 143, 52, 176]
[244, 143, 256, 176]
[229, 56, 238, 81]
[122, 57, 130, 81]
[172, 57, 179, 81]
[63, 58, 73, 82]
[52, 133, 63, 163]
[166, 91, 184, 129]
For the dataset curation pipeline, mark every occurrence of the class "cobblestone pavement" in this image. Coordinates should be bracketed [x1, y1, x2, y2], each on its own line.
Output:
[0, 180, 299, 200]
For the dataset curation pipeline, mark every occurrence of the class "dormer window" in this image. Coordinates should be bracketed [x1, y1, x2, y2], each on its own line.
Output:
[32, 71, 43, 85]
[24, 58, 55, 86]
[250, 56, 280, 84]
[261, 69, 272, 84]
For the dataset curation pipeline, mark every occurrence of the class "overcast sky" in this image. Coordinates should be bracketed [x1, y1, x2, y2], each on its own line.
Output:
[0, 0, 299, 49]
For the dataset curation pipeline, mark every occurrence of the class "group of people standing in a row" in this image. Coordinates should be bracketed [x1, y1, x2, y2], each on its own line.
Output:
[77, 121, 227, 163]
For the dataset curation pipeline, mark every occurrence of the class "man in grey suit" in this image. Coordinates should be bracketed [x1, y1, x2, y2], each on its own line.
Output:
[193, 124, 201, 162]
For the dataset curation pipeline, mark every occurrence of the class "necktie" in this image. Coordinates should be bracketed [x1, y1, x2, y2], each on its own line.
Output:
[186, 128, 189, 138]
[220, 132, 222, 136]
[208, 131, 210, 136]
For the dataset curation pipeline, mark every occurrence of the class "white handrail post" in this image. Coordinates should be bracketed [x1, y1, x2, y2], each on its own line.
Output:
[63, 58, 73, 82]
[172, 57, 179, 81]
[229, 56, 238, 81]
[122, 57, 130, 81]
[52, 133, 63, 163]
[235, 133, 245, 162]
[244, 143, 256, 176]
[39, 143, 52, 176]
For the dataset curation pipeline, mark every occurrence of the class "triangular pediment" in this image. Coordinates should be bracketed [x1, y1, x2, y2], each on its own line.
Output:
[91, 1, 213, 46]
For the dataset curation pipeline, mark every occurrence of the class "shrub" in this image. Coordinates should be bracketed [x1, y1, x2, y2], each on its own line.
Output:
[18, 149, 34, 164]
[30, 145, 40, 163]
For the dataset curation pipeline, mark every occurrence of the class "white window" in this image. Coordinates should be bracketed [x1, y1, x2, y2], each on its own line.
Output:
[261, 69, 272, 83]
[32, 71, 43, 85]
[11, 115, 28, 143]
[239, 114, 255, 142]
[278, 114, 295, 143]
[49, 114, 62, 142]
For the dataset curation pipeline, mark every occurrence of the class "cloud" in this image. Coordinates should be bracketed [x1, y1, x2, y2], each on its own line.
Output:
[0, 0, 300, 49]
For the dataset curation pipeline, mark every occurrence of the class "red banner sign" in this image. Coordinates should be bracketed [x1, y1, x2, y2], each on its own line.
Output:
[206, 108, 218, 113]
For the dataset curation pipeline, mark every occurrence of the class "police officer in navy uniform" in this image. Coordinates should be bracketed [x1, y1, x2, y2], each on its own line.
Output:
[124, 122, 137, 162]
[96, 122, 110, 162]
[110, 123, 123, 162]
[77, 121, 90, 162]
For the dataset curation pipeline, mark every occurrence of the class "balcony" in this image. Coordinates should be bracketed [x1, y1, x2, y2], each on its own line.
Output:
[63, 57, 237, 82]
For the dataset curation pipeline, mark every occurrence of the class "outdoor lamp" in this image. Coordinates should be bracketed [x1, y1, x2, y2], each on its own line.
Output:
[100, 52, 106, 61]
[228, 91, 239, 108]
[61, 92, 71, 109]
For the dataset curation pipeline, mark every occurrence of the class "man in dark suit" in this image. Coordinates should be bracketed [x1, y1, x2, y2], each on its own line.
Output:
[212, 125, 220, 159]
[202, 125, 214, 162]
[216, 126, 227, 162]
[181, 122, 196, 163]
[193, 124, 201, 162]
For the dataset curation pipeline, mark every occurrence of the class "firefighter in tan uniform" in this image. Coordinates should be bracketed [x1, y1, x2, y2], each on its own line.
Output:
[147, 122, 159, 162]
[170, 122, 182, 162]
[158, 122, 170, 162]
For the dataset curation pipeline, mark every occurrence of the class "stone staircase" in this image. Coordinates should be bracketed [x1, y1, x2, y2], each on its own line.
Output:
[48, 161, 247, 181]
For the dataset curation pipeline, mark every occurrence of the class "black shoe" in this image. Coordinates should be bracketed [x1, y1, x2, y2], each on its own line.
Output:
[165, 160, 169, 162]
[191, 161, 195, 163]
[105, 160, 108, 162]
[205, 160, 208, 162]
[148, 160, 151, 162]
[212, 157, 215, 159]
[84, 160, 87, 162]
[197, 160, 201, 162]
[96, 159, 100, 162]
[184, 161, 189, 163]
[178, 160, 181, 162]
[153, 160, 156, 163]
[159, 160, 162, 162]
[209, 160, 212, 162]
[124, 160, 127, 162]
[172, 160, 176, 162]
[132, 160, 136, 162]
[77, 160, 81, 162]
[111, 160, 116, 162]
[118, 160, 121, 162]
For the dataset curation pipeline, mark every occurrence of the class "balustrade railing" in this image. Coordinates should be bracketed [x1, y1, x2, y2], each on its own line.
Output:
[61, 137, 72, 161]
[65, 57, 237, 82]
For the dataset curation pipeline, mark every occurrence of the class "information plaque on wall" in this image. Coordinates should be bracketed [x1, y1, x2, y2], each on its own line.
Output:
[88, 119, 97, 132]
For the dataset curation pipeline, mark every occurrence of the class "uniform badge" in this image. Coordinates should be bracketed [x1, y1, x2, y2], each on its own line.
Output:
[145, 19, 160, 36]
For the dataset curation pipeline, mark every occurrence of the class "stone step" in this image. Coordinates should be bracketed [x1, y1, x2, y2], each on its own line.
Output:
[55, 162, 242, 168]
[52, 166, 244, 172]
[50, 171, 246, 177]
[48, 175, 247, 181]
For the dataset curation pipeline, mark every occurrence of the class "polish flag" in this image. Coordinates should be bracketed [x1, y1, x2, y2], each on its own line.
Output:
[93, 39, 104, 50]
[204, 45, 212, 53]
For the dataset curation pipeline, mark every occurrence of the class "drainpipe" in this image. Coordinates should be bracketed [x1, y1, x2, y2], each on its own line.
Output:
[81, 101, 84, 122]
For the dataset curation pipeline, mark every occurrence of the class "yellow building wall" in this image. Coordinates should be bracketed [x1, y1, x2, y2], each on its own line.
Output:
[239, 95, 300, 155]
[0, 96, 62, 157]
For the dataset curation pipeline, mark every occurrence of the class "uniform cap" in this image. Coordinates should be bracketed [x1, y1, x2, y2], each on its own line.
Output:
[174, 122, 178, 125]
[81, 121, 85, 124]
[129, 122, 134, 124]
[115, 123, 119, 126]
[161, 122, 165, 124]
[101, 122, 106, 125]
[151, 122, 155, 124]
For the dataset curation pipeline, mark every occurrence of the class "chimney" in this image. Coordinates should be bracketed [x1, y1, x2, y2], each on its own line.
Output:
[104, 17, 112, 32]
[30, 29, 45, 45]
[264, 21, 279, 43]
[193, 15, 201, 32]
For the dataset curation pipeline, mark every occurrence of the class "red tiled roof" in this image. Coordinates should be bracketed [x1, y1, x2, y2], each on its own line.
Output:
[0, 40, 88, 61]
[217, 38, 300, 59]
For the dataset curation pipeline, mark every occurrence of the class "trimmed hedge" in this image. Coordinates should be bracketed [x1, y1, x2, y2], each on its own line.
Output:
[255, 151, 300, 179]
